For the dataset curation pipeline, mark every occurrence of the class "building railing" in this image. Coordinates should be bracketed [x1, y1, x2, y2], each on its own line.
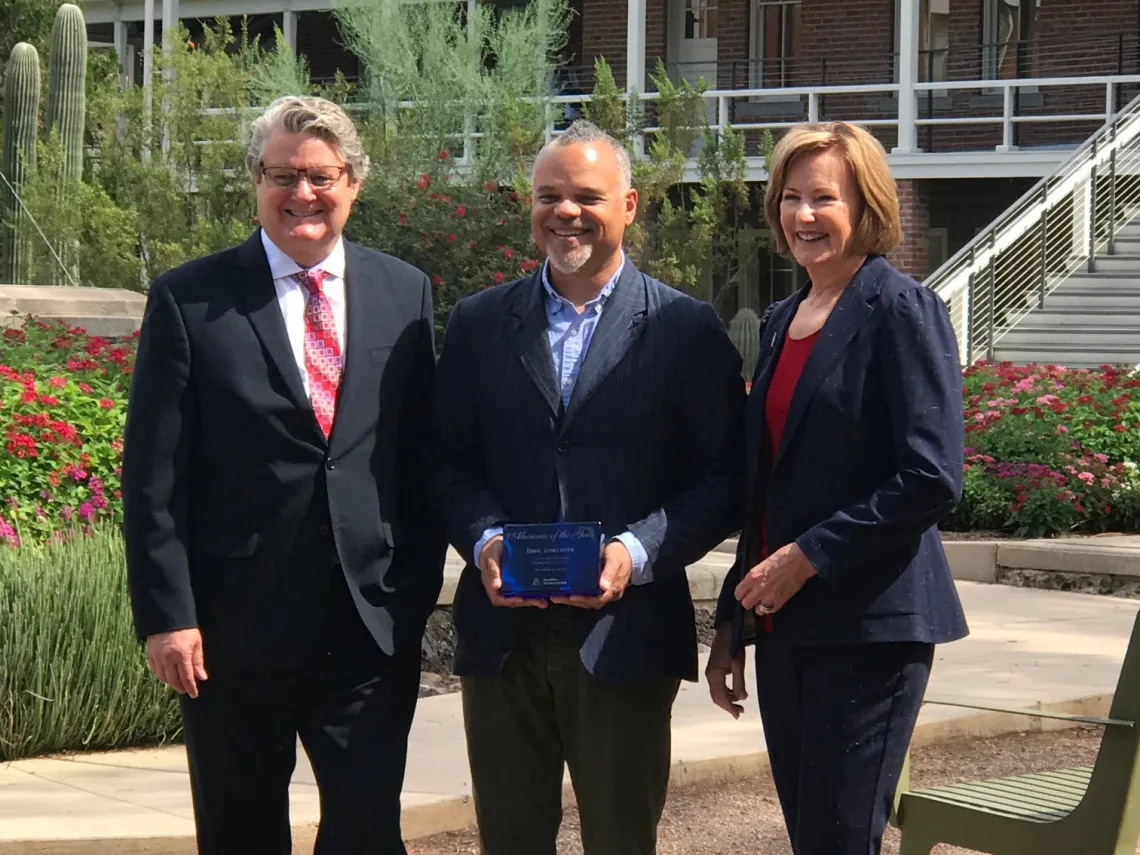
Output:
[922, 91, 1140, 364]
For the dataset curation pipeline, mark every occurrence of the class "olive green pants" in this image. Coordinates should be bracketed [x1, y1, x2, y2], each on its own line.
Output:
[461, 608, 681, 855]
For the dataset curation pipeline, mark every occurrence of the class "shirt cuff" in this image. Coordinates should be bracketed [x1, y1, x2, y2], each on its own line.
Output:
[614, 532, 653, 585]
[473, 526, 504, 566]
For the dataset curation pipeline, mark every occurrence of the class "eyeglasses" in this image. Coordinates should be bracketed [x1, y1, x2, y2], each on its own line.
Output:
[259, 164, 350, 190]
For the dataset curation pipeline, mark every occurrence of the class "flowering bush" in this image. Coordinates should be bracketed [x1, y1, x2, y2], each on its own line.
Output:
[347, 166, 541, 339]
[945, 361, 1140, 537]
[0, 319, 134, 546]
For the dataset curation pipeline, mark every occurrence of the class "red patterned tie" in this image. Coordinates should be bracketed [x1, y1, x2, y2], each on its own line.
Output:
[297, 269, 342, 438]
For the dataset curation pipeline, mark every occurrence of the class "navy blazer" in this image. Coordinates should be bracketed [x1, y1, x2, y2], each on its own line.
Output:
[435, 262, 746, 683]
[716, 255, 969, 650]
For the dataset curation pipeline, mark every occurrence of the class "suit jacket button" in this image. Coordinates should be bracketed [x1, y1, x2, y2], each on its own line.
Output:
[326, 460, 336, 471]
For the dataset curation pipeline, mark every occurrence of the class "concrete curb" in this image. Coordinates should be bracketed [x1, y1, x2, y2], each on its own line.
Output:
[0, 696, 1114, 852]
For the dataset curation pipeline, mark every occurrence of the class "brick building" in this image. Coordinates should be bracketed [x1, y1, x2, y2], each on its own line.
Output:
[84, 0, 1140, 314]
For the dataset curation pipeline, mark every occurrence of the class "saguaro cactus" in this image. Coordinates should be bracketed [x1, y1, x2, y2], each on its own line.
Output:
[727, 307, 762, 383]
[45, 4, 87, 183]
[44, 4, 87, 286]
[1, 43, 42, 285]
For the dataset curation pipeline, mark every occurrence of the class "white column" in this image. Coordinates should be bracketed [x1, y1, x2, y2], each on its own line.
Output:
[143, 0, 154, 97]
[626, 0, 647, 156]
[112, 2, 129, 87]
[893, 0, 920, 154]
[161, 0, 179, 51]
[283, 8, 298, 54]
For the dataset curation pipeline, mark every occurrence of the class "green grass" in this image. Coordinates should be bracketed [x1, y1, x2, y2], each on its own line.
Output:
[0, 528, 181, 761]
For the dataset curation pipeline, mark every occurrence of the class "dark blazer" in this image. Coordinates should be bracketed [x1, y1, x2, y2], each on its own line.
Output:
[122, 230, 447, 671]
[435, 262, 746, 683]
[716, 254, 969, 650]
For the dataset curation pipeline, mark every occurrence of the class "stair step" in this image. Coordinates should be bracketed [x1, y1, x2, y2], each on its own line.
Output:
[991, 348, 1140, 369]
[997, 329, 1140, 351]
[1050, 277, 1140, 292]
[1086, 254, 1140, 272]
[1042, 293, 1140, 309]
[1019, 311, 1140, 327]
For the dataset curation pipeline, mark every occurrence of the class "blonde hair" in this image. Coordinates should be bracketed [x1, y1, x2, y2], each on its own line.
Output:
[764, 121, 902, 257]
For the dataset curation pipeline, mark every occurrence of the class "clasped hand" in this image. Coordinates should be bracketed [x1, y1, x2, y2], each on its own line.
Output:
[734, 542, 817, 616]
[478, 536, 633, 609]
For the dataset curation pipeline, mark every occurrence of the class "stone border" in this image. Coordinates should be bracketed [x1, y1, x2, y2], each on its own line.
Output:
[3, 694, 1109, 853]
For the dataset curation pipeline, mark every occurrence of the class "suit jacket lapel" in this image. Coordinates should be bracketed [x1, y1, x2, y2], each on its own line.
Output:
[508, 273, 561, 416]
[562, 263, 647, 429]
[232, 231, 315, 427]
[770, 258, 882, 471]
[328, 242, 376, 456]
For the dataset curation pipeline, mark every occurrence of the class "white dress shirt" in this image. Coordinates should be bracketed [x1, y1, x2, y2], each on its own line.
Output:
[259, 229, 348, 396]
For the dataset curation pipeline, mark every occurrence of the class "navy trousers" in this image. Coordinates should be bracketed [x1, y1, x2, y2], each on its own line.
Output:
[753, 634, 933, 855]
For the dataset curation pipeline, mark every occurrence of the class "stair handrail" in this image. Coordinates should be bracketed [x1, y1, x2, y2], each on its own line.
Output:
[925, 90, 1140, 363]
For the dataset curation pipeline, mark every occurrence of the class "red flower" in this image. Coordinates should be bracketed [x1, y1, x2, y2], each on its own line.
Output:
[78, 382, 93, 393]
[469, 241, 477, 251]
[439, 149, 450, 160]
[416, 174, 431, 190]
[484, 182, 498, 193]
[456, 205, 467, 217]
[99, 398, 115, 409]
[447, 233, 457, 243]
[432, 275, 444, 287]
[503, 247, 514, 259]
[1114, 424, 1129, 432]
[493, 271, 506, 284]
[3, 328, 25, 340]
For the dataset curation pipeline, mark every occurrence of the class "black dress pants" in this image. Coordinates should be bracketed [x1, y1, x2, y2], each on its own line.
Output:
[753, 632, 933, 855]
[178, 574, 420, 855]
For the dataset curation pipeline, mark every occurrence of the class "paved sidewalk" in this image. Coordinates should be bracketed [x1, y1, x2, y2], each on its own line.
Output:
[2, 581, 1139, 852]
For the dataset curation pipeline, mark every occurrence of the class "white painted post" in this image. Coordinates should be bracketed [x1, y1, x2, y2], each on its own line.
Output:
[112, 2, 129, 87]
[626, 0, 647, 157]
[161, 0, 178, 48]
[142, 0, 154, 159]
[893, 0, 919, 153]
[1106, 80, 1117, 123]
[808, 92, 819, 122]
[282, 8, 298, 54]
[996, 84, 1015, 152]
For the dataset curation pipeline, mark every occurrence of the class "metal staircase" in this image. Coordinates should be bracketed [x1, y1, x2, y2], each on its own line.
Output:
[927, 91, 1140, 369]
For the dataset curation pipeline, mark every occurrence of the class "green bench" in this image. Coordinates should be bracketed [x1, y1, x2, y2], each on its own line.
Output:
[891, 609, 1140, 855]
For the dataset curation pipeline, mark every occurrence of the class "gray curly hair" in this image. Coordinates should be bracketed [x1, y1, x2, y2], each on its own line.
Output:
[535, 119, 632, 191]
[246, 95, 370, 183]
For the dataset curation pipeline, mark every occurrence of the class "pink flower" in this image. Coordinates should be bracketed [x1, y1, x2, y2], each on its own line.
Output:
[48, 376, 67, 388]
[1077, 472, 1095, 484]
[99, 398, 114, 409]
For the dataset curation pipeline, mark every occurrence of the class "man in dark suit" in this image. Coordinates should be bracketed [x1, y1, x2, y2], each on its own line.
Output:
[122, 95, 446, 855]
[434, 120, 745, 855]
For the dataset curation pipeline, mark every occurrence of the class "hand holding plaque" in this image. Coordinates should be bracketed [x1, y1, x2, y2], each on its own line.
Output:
[479, 535, 547, 608]
[550, 540, 633, 609]
[500, 522, 605, 599]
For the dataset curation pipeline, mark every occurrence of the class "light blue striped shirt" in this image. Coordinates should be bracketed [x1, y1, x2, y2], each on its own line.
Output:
[474, 255, 653, 585]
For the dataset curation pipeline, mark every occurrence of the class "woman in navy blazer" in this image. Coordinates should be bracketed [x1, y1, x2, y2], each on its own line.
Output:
[706, 121, 969, 855]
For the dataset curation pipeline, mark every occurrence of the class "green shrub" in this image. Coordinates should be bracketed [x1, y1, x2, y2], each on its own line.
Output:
[0, 527, 180, 761]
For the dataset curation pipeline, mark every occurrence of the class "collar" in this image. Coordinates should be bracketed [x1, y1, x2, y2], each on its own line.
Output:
[541, 251, 625, 310]
[259, 229, 347, 281]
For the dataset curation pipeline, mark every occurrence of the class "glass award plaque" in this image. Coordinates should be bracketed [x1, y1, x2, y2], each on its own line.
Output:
[500, 522, 604, 598]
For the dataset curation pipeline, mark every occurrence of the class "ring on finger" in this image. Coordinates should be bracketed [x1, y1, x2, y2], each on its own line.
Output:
[756, 603, 774, 615]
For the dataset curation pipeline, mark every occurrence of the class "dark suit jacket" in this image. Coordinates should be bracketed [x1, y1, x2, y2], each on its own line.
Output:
[435, 262, 746, 684]
[716, 255, 969, 650]
[122, 230, 447, 671]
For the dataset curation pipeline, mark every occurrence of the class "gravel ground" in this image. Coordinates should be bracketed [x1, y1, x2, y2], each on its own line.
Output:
[407, 726, 1117, 855]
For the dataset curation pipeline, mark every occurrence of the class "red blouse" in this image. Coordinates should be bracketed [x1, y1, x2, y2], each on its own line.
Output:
[755, 327, 820, 631]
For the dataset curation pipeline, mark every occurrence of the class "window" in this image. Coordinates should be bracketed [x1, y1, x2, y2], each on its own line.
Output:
[750, 0, 800, 88]
[685, 0, 718, 40]
[983, 0, 1039, 80]
[894, 0, 951, 86]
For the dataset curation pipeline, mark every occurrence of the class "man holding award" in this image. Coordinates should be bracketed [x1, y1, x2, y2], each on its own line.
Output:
[434, 120, 745, 855]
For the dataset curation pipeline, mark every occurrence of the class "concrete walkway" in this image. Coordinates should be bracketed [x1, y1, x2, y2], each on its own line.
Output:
[2, 580, 1139, 853]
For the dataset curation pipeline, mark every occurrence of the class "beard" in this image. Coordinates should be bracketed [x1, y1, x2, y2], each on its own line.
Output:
[546, 241, 594, 275]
